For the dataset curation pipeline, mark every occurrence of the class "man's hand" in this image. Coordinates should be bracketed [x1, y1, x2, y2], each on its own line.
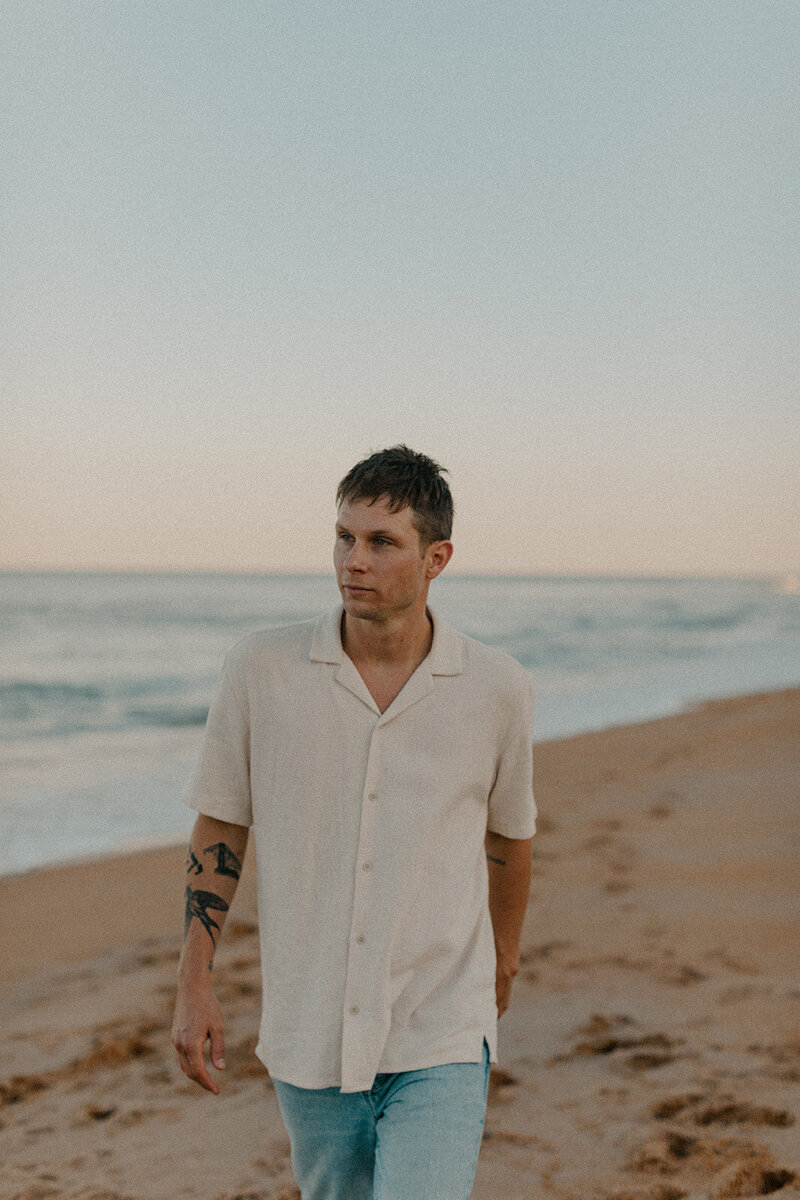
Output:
[485, 830, 532, 1019]
[494, 950, 520, 1018]
[172, 976, 226, 1094]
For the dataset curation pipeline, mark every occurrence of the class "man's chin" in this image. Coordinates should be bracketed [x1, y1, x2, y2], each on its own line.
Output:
[341, 593, 382, 621]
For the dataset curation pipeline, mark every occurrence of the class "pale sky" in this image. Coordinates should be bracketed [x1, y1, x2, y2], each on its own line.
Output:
[3, 1, 798, 575]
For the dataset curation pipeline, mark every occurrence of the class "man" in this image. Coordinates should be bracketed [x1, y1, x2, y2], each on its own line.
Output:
[172, 446, 535, 1200]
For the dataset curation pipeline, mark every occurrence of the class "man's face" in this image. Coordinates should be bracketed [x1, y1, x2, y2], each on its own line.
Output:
[334, 496, 437, 623]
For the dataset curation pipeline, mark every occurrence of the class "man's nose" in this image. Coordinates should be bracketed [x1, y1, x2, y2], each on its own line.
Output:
[344, 542, 368, 571]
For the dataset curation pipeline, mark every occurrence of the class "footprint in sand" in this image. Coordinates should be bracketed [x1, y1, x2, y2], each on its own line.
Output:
[605, 875, 635, 896]
[712, 1160, 796, 1197]
[488, 1066, 519, 1099]
[629, 1128, 797, 1197]
[227, 919, 259, 940]
[118, 1106, 180, 1129]
[0, 1073, 50, 1105]
[228, 954, 261, 972]
[704, 948, 760, 976]
[216, 977, 261, 1003]
[85, 1103, 117, 1122]
[518, 938, 572, 982]
[589, 817, 625, 833]
[78, 1031, 156, 1071]
[653, 961, 708, 986]
[582, 831, 619, 851]
[250, 1142, 293, 1178]
[556, 1014, 682, 1071]
[135, 943, 180, 969]
[0, 1020, 169, 1122]
[520, 939, 571, 964]
[652, 1093, 795, 1129]
[580, 824, 639, 895]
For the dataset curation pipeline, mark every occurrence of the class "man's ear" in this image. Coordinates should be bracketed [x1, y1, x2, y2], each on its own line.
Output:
[426, 541, 453, 579]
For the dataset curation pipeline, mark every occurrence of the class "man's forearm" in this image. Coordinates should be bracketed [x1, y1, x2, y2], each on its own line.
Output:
[485, 831, 532, 1015]
[179, 814, 249, 979]
[172, 814, 249, 1094]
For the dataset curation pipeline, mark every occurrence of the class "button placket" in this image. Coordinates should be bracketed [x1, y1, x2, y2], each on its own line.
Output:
[341, 723, 382, 1067]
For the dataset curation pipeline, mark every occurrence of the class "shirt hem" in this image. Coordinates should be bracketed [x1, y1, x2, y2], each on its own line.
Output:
[258, 1030, 496, 1093]
[374, 1036, 495, 1077]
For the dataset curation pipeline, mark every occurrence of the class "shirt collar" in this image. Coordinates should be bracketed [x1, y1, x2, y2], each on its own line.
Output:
[310, 604, 463, 676]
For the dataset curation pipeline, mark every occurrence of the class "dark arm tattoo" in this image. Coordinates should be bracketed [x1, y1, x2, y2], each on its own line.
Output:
[185, 848, 203, 875]
[203, 841, 242, 880]
[486, 853, 507, 867]
[184, 886, 229, 946]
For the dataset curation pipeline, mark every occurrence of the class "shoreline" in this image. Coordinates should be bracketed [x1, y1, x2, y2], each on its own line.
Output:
[2, 684, 798, 1199]
[3, 679, 798, 888]
[2, 683, 798, 985]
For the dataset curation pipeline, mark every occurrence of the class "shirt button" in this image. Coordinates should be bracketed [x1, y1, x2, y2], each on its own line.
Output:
[355, 934, 365, 944]
[362, 862, 372, 871]
[350, 1005, 360, 1016]
[368, 792, 377, 801]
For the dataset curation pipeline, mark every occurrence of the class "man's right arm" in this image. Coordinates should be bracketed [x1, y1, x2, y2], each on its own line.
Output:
[171, 813, 249, 1094]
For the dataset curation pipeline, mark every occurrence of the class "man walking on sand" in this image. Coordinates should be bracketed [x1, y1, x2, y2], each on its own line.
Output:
[172, 445, 536, 1200]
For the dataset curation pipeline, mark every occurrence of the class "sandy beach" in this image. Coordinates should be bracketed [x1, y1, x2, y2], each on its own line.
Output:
[1, 686, 798, 1200]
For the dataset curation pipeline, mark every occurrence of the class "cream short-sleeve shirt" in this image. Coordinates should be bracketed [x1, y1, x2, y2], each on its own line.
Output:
[184, 606, 535, 1092]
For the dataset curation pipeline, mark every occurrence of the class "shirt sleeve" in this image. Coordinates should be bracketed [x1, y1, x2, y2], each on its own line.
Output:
[486, 673, 536, 839]
[183, 654, 253, 827]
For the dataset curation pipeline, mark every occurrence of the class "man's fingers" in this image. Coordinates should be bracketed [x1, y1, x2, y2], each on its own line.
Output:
[209, 1023, 226, 1072]
[496, 972, 513, 1017]
[185, 1042, 219, 1094]
[173, 1031, 220, 1094]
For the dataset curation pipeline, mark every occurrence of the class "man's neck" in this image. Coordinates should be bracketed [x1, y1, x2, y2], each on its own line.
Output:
[341, 604, 434, 671]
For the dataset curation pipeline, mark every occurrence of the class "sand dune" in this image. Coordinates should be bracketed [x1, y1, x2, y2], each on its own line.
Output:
[1, 687, 799, 1199]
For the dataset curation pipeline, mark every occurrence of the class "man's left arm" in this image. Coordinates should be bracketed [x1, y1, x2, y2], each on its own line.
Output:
[485, 831, 533, 1017]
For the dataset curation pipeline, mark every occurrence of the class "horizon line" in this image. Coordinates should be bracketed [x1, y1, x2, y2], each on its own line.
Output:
[0, 566, 794, 583]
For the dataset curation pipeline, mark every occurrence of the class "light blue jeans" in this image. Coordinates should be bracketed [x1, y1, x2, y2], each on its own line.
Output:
[272, 1043, 490, 1200]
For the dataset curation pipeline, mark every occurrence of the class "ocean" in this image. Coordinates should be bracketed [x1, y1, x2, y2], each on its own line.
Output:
[2, 571, 799, 877]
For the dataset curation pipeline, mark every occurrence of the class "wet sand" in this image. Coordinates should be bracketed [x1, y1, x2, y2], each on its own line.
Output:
[1, 687, 799, 1200]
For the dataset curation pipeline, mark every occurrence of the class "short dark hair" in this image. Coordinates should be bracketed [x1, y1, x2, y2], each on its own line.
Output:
[336, 445, 454, 546]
